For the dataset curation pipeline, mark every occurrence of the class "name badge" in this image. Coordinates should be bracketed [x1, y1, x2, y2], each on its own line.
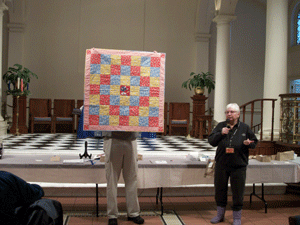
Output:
[226, 148, 234, 154]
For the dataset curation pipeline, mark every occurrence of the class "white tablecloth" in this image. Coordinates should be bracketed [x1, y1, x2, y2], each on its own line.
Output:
[0, 154, 299, 188]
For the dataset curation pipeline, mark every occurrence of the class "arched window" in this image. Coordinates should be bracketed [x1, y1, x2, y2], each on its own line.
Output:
[297, 10, 300, 45]
[290, 79, 300, 93]
[291, 2, 300, 46]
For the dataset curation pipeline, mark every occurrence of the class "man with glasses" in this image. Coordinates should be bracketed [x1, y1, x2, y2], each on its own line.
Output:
[208, 103, 258, 225]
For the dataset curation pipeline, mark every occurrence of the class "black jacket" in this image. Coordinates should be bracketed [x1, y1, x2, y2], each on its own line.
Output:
[0, 171, 44, 225]
[208, 120, 258, 168]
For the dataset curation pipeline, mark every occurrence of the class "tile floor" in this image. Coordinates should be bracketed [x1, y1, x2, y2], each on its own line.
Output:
[50, 193, 300, 224]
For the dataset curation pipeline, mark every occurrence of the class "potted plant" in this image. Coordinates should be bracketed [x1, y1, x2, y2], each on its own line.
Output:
[2, 64, 38, 96]
[181, 71, 215, 95]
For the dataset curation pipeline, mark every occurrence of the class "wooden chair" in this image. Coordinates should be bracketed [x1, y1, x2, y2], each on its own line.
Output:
[168, 102, 190, 136]
[29, 98, 53, 133]
[164, 102, 168, 135]
[53, 99, 75, 133]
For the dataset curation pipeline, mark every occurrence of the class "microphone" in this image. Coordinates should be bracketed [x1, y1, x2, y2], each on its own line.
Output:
[226, 119, 231, 129]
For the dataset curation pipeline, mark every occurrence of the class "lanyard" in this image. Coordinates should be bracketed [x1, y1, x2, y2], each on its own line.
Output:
[228, 122, 240, 147]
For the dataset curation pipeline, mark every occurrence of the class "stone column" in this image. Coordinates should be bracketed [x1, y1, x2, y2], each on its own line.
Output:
[5, 0, 25, 131]
[263, 0, 288, 140]
[195, 32, 211, 109]
[212, 15, 236, 123]
[0, 2, 8, 137]
[195, 33, 211, 73]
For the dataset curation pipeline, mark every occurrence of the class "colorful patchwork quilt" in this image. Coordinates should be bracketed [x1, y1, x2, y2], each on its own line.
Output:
[83, 48, 166, 132]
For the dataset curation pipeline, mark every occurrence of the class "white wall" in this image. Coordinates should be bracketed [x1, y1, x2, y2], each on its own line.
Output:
[289, 46, 300, 79]
[208, 0, 266, 112]
[6, 0, 296, 121]
[228, 0, 266, 105]
[8, 0, 198, 105]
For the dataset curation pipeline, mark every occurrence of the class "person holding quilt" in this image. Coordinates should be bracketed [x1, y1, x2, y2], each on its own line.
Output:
[208, 103, 258, 225]
[103, 131, 144, 225]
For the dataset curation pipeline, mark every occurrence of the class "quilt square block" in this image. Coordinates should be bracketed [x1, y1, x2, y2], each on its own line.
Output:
[129, 106, 139, 116]
[100, 75, 111, 85]
[141, 56, 151, 67]
[101, 54, 111, 64]
[90, 95, 100, 105]
[110, 95, 120, 105]
[130, 76, 140, 86]
[121, 55, 131, 66]
[150, 87, 160, 97]
[129, 96, 140, 106]
[120, 106, 130, 116]
[100, 95, 110, 105]
[90, 84, 100, 95]
[131, 66, 141, 76]
[120, 85, 130, 96]
[120, 65, 131, 76]
[90, 64, 100, 74]
[100, 85, 110, 95]
[140, 77, 150, 87]
[90, 74, 100, 84]
[119, 116, 129, 126]
[131, 56, 141, 66]
[91, 54, 101, 64]
[110, 85, 120, 95]
[109, 105, 120, 115]
[111, 65, 121, 75]
[100, 105, 110, 115]
[141, 67, 151, 77]
[111, 54, 121, 65]
[130, 86, 140, 96]
[84, 48, 165, 132]
[140, 87, 150, 96]
[110, 75, 121, 85]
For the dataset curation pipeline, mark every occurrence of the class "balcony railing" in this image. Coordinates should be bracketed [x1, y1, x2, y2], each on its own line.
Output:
[240, 99, 277, 141]
[279, 93, 300, 144]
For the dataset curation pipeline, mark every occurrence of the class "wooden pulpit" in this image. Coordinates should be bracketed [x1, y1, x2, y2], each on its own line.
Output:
[10, 96, 28, 134]
[191, 95, 207, 137]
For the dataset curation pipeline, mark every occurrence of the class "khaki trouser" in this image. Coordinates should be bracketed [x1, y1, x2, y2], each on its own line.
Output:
[104, 137, 140, 219]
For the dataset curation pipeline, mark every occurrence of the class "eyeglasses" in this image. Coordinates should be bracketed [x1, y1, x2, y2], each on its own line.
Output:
[225, 111, 237, 114]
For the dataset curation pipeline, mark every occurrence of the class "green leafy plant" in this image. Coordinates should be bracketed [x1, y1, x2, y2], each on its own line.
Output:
[181, 71, 215, 94]
[2, 64, 38, 96]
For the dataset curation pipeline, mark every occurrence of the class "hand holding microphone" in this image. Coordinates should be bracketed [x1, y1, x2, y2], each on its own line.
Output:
[226, 119, 231, 129]
[222, 119, 231, 135]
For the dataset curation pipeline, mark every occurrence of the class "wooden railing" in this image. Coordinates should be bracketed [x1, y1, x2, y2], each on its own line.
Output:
[239, 99, 277, 141]
[252, 123, 261, 134]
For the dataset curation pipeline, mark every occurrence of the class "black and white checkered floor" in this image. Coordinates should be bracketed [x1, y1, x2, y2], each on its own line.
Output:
[3, 133, 216, 157]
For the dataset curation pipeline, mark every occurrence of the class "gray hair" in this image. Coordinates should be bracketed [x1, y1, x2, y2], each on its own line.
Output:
[226, 103, 240, 113]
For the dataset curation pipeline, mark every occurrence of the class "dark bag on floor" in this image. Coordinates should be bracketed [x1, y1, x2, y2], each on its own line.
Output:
[289, 215, 300, 225]
[16, 199, 63, 225]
